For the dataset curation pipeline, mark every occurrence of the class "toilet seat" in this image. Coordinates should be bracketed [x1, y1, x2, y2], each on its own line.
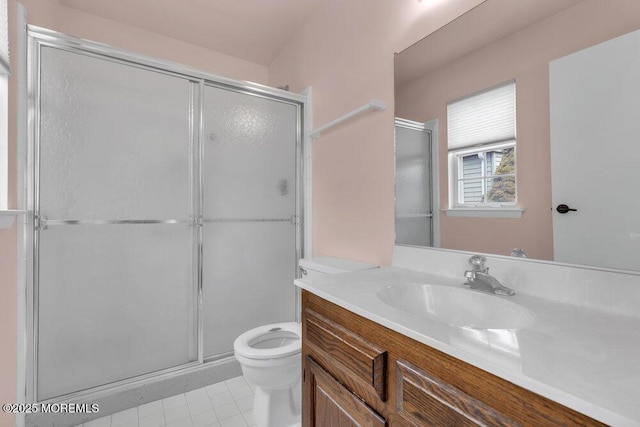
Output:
[234, 322, 301, 360]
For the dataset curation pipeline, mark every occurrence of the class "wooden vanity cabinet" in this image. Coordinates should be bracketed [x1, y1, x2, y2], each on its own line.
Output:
[301, 290, 605, 427]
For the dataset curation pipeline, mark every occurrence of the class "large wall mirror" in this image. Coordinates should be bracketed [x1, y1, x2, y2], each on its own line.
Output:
[394, 0, 640, 272]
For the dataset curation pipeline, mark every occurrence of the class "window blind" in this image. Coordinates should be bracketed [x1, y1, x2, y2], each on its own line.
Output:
[0, 0, 8, 75]
[447, 81, 515, 150]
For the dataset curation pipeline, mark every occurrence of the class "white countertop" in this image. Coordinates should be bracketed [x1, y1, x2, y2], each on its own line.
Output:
[295, 266, 640, 427]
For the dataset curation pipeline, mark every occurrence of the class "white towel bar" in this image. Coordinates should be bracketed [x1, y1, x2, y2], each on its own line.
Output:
[310, 99, 386, 139]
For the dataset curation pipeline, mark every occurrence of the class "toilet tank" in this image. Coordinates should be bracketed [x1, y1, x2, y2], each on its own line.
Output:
[298, 256, 377, 277]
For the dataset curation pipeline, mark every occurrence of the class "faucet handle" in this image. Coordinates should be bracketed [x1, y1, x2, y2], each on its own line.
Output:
[468, 255, 487, 272]
[511, 248, 528, 258]
[464, 270, 476, 281]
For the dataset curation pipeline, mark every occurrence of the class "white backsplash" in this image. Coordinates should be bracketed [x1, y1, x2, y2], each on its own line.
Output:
[393, 245, 640, 319]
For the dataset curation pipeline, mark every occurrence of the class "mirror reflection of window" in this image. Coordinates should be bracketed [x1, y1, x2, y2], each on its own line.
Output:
[447, 81, 517, 208]
[458, 146, 515, 204]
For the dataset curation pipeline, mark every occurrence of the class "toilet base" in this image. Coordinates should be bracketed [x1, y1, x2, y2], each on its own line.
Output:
[253, 380, 301, 427]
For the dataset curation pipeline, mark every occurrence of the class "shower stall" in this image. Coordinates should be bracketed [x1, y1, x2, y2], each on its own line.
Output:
[24, 26, 304, 412]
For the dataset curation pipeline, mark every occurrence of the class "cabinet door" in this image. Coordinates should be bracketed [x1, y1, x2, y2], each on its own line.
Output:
[304, 357, 386, 427]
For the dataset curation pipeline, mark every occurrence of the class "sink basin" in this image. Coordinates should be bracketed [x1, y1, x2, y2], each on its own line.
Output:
[377, 284, 535, 329]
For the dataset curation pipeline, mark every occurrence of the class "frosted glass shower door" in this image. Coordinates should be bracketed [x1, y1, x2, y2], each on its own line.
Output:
[36, 46, 198, 400]
[395, 121, 433, 247]
[202, 85, 299, 358]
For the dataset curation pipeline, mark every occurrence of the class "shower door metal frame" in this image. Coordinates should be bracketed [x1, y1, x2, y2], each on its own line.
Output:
[26, 25, 306, 404]
[394, 117, 438, 248]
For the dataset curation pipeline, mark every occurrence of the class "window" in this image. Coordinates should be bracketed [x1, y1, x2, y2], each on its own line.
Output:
[447, 81, 517, 210]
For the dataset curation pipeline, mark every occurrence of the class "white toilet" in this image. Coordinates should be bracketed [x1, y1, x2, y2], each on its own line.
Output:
[233, 256, 377, 427]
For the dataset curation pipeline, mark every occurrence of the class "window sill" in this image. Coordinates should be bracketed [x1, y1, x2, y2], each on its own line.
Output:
[442, 207, 524, 218]
[0, 210, 27, 229]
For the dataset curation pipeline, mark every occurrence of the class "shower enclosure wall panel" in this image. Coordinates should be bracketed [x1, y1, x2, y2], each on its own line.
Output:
[35, 46, 199, 400]
[202, 85, 298, 358]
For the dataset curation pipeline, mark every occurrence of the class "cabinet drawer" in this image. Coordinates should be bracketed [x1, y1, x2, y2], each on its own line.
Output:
[396, 360, 517, 426]
[304, 308, 387, 401]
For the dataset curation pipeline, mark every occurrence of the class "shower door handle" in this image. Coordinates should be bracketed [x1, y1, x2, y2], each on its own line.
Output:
[35, 217, 192, 228]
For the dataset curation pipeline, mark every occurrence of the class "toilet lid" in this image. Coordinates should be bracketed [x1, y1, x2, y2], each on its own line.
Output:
[234, 322, 301, 360]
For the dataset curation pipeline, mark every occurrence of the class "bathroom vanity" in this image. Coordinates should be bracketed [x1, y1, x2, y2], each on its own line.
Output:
[295, 248, 640, 426]
[301, 291, 600, 426]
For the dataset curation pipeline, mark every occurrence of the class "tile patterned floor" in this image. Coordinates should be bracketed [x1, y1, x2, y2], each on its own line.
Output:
[78, 376, 256, 427]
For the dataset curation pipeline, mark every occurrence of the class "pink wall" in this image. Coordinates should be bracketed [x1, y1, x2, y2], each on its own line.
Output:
[57, 6, 268, 84]
[396, 0, 640, 260]
[268, 0, 485, 267]
[0, 230, 17, 427]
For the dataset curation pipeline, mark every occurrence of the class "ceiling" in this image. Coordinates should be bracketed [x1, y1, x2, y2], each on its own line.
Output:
[59, 0, 323, 66]
[395, 0, 586, 85]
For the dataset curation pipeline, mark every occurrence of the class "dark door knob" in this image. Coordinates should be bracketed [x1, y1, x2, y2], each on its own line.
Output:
[556, 204, 578, 214]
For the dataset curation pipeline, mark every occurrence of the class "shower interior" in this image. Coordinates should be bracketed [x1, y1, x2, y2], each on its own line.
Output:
[24, 26, 303, 423]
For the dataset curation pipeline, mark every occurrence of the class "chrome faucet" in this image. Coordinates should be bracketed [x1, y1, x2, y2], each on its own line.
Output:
[463, 255, 515, 296]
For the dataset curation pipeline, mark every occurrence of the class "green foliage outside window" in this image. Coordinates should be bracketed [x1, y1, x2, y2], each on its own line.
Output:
[487, 147, 515, 202]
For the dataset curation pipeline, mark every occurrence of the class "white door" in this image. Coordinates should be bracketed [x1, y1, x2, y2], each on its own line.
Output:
[550, 29, 640, 271]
